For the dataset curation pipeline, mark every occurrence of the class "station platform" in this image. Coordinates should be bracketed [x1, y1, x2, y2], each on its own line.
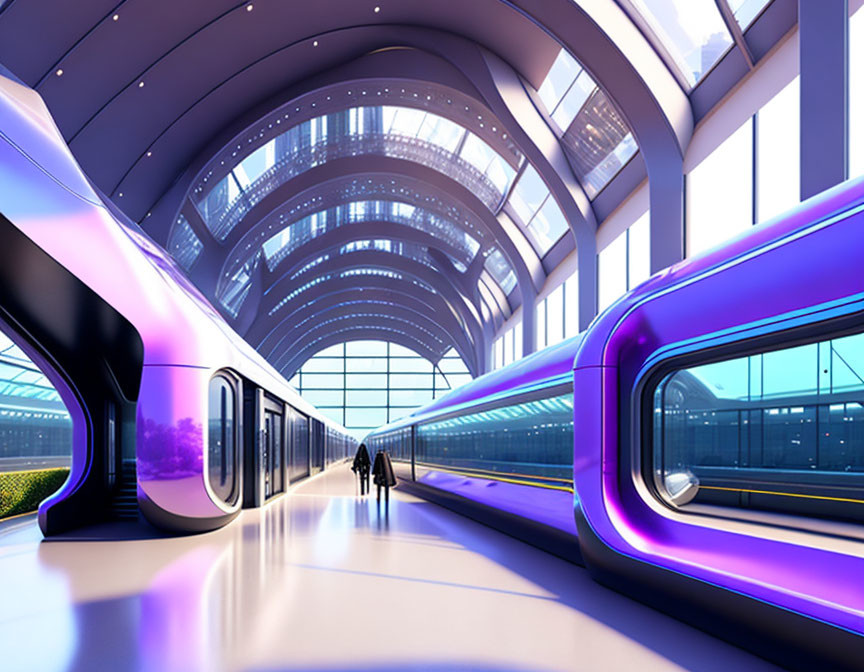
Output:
[0, 467, 779, 672]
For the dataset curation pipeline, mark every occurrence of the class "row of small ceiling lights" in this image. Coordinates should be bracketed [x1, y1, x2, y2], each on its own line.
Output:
[222, 179, 484, 279]
[56, 2, 383, 78]
[54, 3, 387, 201]
[193, 86, 513, 196]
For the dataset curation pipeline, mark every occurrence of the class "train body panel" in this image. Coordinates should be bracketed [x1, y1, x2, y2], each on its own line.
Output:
[368, 175, 864, 668]
[0, 74, 354, 534]
[574, 176, 864, 646]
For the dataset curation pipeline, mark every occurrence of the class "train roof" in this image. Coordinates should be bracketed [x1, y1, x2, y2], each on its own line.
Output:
[368, 332, 583, 436]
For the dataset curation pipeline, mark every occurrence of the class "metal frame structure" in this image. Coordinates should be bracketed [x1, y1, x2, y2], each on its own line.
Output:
[0, 0, 809, 376]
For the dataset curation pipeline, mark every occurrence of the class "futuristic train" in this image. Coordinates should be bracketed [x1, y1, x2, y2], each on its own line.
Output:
[368, 175, 864, 669]
[0, 73, 355, 535]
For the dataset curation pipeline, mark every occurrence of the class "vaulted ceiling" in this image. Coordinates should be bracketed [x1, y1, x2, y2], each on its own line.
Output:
[0, 0, 795, 376]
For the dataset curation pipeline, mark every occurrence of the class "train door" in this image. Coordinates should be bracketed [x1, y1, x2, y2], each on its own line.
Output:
[260, 394, 285, 501]
[287, 406, 310, 483]
[310, 420, 324, 474]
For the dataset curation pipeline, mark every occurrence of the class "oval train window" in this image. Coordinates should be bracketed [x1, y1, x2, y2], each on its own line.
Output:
[208, 376, 237, 505]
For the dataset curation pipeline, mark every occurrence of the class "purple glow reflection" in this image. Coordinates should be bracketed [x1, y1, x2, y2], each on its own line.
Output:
[418, 469, 577, 535]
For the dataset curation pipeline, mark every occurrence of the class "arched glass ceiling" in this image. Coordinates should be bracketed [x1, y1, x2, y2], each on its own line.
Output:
[536, 48, 638, 199]
[212, 176, 493, 294]
[214, 197, 515, 318]
[191, 106, 522, 241]
[267, 269, 437, 319]
[260, 200, 481, 272]
[216, 197, 516, 317]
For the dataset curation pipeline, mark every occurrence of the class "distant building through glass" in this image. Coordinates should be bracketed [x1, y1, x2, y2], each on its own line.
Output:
[289, 341, 471, 440]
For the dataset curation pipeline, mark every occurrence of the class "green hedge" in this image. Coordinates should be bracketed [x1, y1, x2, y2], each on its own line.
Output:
[0, 468, 70, 520]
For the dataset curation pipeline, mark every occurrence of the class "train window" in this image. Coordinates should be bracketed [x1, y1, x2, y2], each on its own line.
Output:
[651, 332, 864, 523]
[416, 393, 574, 489]
[208, 375, 237, 505]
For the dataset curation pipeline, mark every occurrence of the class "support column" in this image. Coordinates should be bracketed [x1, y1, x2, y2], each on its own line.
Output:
[649, 154, 685, 272]
[799, 0, 849, 200]
[521, 288, 536, 358]
[577, 236, 597, 332]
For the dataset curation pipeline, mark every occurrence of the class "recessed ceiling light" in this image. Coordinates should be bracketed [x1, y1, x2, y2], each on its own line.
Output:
[146, 151, 152, 157]
[138, 81, 145, 88]
[112, 14, 119, 21]
[246, 3, 254, 11]
[313, 40, 318, 47]
[374, 6, 381, 13]
[55, 69, 63, 77]
[119, 192, 124, 197]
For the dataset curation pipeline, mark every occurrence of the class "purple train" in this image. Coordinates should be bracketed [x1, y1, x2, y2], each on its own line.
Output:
[0, 74, 354, 534]
[368, 177, 864, 667]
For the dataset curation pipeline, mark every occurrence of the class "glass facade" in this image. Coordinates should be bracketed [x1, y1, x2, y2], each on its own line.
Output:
[686, 74, 803, 260]
[597, 211, 650, 312]
[289, 342, 471, 440]
[687, 119, 754, 257]
[755, 78, 800, 224]
[850, 9, 864, 180]
[415, 393, 574, 489]
[652, 331, 864, 523]
[0, 332, 72, 473]
[535, 273, 580, 353]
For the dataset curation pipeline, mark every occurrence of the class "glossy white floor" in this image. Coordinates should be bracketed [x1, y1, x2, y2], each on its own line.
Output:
[0, 466, 779, 672]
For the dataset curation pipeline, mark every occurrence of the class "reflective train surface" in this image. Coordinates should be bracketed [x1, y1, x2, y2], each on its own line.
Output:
[0, 74, 355, 534]
[368, 174, 864, 669]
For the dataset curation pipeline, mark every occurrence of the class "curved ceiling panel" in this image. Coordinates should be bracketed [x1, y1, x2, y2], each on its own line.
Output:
[0, 0, 782, 377]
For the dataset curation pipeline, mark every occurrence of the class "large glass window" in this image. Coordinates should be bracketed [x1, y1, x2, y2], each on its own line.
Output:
[416, 393, 574, 489]
[598, 230, 628, 313]
[686, 119, 753, 257]
[652, 331, 864, 523]
[756, 78, 800, 223]
[597, 211, 651, 313]
[534, 272, 580, 352]
[289, 342, 472, 439]
[850, 9, 864, 179]
[0, 332, 73, 521]
[208, 375, 237, 505]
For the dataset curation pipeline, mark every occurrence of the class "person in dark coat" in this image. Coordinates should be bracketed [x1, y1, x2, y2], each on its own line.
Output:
[351, 443, 371, 495]
[372, 449, 397, 504]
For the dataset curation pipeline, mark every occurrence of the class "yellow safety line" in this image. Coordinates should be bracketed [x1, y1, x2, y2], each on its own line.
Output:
[414, 461, 572, 484]
[699, 485, 864, 505]
[416, 463, 574, 493]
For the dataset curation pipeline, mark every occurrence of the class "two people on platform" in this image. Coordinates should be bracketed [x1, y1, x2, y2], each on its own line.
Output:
[351, 443, 396, 503]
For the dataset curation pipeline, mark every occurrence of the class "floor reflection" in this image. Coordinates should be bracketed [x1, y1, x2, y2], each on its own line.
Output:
[0, 466, 779, 672]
